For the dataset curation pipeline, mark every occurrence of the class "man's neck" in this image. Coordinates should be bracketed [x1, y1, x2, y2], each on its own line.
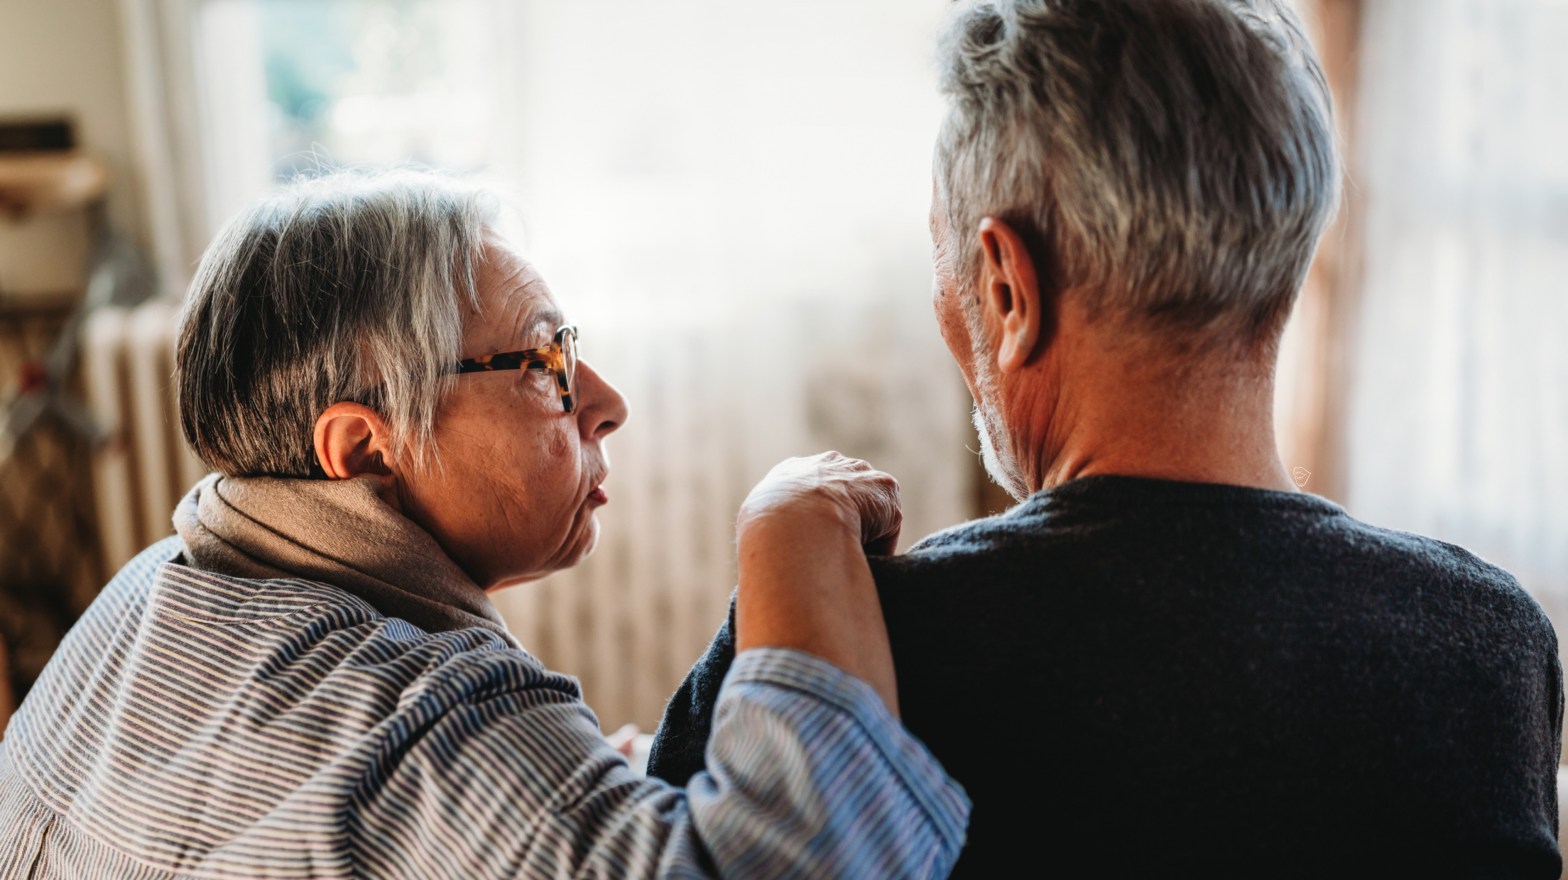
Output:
[1016, 345, 1297, 495]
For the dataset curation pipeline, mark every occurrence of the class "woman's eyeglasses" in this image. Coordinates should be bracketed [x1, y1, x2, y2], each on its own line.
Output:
[452, 324, 579, 413]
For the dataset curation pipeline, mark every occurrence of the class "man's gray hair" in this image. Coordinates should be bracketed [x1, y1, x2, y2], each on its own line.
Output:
[935, 0, 1340, 345]
[176, 169, 498, 477]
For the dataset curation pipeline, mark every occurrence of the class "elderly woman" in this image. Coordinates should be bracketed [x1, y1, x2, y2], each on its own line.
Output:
[0, 170, 968, 878]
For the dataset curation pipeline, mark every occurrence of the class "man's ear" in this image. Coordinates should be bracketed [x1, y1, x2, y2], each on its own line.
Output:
[312, 402, 396, 481]
[976, 217, 1045, 373]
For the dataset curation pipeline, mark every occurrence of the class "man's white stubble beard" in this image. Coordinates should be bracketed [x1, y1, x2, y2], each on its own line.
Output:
[970, 362, 1031, 502]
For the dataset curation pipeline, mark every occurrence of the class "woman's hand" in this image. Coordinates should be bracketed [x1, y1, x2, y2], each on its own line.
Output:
[733, 452, 904, 715]
[736, 451, 902, 555]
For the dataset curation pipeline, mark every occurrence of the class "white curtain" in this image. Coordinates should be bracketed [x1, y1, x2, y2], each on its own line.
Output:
[1346, 0, 1568, 604]
[118, 0, 274, 298]
[116, 0, 206, 298]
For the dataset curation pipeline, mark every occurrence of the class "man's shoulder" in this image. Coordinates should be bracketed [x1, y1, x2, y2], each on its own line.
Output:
[866, 502, 1052, 623]
[1341, 517, 1521, 586]
[868, 490, 1088, 597]
[870, 486, 1551, 643]
[882, 501, 1039, 568]
[1328, 517, 1555, 639]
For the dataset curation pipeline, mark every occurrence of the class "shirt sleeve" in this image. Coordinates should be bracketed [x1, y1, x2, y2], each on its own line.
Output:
[688, 648, 971, 879]
[353, 645, 969, 880]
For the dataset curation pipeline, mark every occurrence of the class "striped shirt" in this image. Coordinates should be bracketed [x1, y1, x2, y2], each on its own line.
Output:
[0, 538, 968, 878]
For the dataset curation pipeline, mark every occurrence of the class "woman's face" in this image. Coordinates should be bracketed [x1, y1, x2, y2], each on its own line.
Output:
[397, 232, 628, 591]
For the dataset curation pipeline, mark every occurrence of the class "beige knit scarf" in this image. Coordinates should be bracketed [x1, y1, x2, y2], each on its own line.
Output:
[173, 473, 518, 646]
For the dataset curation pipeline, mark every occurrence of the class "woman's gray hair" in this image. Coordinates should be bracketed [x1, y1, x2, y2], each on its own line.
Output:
[176, 168, 498, 477]
[934, 0, 1341, 346]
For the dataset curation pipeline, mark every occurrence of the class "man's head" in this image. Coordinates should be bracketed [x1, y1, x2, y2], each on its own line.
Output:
[177, 170, 627, 589]
[930, 0, 1340, 496]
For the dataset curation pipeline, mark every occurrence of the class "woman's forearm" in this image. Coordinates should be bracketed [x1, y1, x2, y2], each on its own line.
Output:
[734, 508, 900, 716]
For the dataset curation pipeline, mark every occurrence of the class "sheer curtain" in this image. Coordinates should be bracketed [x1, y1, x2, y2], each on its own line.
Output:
[1344, 0, 1568, 608]
[118, 0, 278, 297]
[117, 0, 210, 298]
[488, 0, 973, 728]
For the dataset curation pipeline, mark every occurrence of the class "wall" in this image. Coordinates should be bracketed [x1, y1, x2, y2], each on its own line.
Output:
[0, 0, 145, 253]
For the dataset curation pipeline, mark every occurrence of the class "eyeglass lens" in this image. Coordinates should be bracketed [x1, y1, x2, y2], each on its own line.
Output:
[561, 328, 578, 407]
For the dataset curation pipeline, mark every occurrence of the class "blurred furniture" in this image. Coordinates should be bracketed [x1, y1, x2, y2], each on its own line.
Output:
[0, 151, 108, 217]
[0, 141, 110, 709]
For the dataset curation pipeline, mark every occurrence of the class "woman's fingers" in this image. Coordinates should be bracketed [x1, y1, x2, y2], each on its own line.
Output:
[739, 452, 903, 554]
[847, 465, 901, 554]
[821, 452, 901, 552]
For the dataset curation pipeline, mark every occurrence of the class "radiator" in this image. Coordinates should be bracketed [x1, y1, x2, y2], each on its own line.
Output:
[79, 297, 972, 732]
[82, 301, 206, 570]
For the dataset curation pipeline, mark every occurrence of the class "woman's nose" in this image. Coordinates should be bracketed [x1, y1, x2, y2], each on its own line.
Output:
[576, 360, 628, 440]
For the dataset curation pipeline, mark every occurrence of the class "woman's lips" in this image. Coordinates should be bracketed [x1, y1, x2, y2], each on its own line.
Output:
[588, 485, 608, 505]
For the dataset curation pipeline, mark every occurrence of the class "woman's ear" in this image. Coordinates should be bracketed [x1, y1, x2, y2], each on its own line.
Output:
[976, 217, 1045, 374]
[312, 402, 396, 481]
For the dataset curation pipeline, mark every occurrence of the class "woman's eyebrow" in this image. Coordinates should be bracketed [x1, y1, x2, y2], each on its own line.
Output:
[517, 308, 565, 346]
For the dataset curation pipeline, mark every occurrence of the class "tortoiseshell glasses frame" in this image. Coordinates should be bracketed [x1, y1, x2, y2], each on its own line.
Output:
[451, 324, 579, 413]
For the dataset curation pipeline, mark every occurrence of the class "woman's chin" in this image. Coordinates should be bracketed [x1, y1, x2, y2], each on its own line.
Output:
[482, 518, 603, 593]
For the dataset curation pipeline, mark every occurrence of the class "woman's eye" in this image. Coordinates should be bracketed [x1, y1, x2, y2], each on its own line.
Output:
[521, 364, 554, 387]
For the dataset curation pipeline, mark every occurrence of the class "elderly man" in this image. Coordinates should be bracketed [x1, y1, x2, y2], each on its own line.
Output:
[649, 0, 1563, 876]
[0, 171, 969, 878]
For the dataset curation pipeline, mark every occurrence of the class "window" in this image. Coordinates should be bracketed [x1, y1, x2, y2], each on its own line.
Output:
[1343, 0, 1568, 604]
[195, 0, 508, 225]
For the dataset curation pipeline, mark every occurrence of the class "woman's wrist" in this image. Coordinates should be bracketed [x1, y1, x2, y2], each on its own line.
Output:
[731, 452, 904, 716]
[736, 498, 856, 552]
[734, 515, 898, 715]
[735, 515, 864, 651]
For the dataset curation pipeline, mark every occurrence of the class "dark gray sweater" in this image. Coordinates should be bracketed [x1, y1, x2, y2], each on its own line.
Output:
[649, 476, 1563, 878]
